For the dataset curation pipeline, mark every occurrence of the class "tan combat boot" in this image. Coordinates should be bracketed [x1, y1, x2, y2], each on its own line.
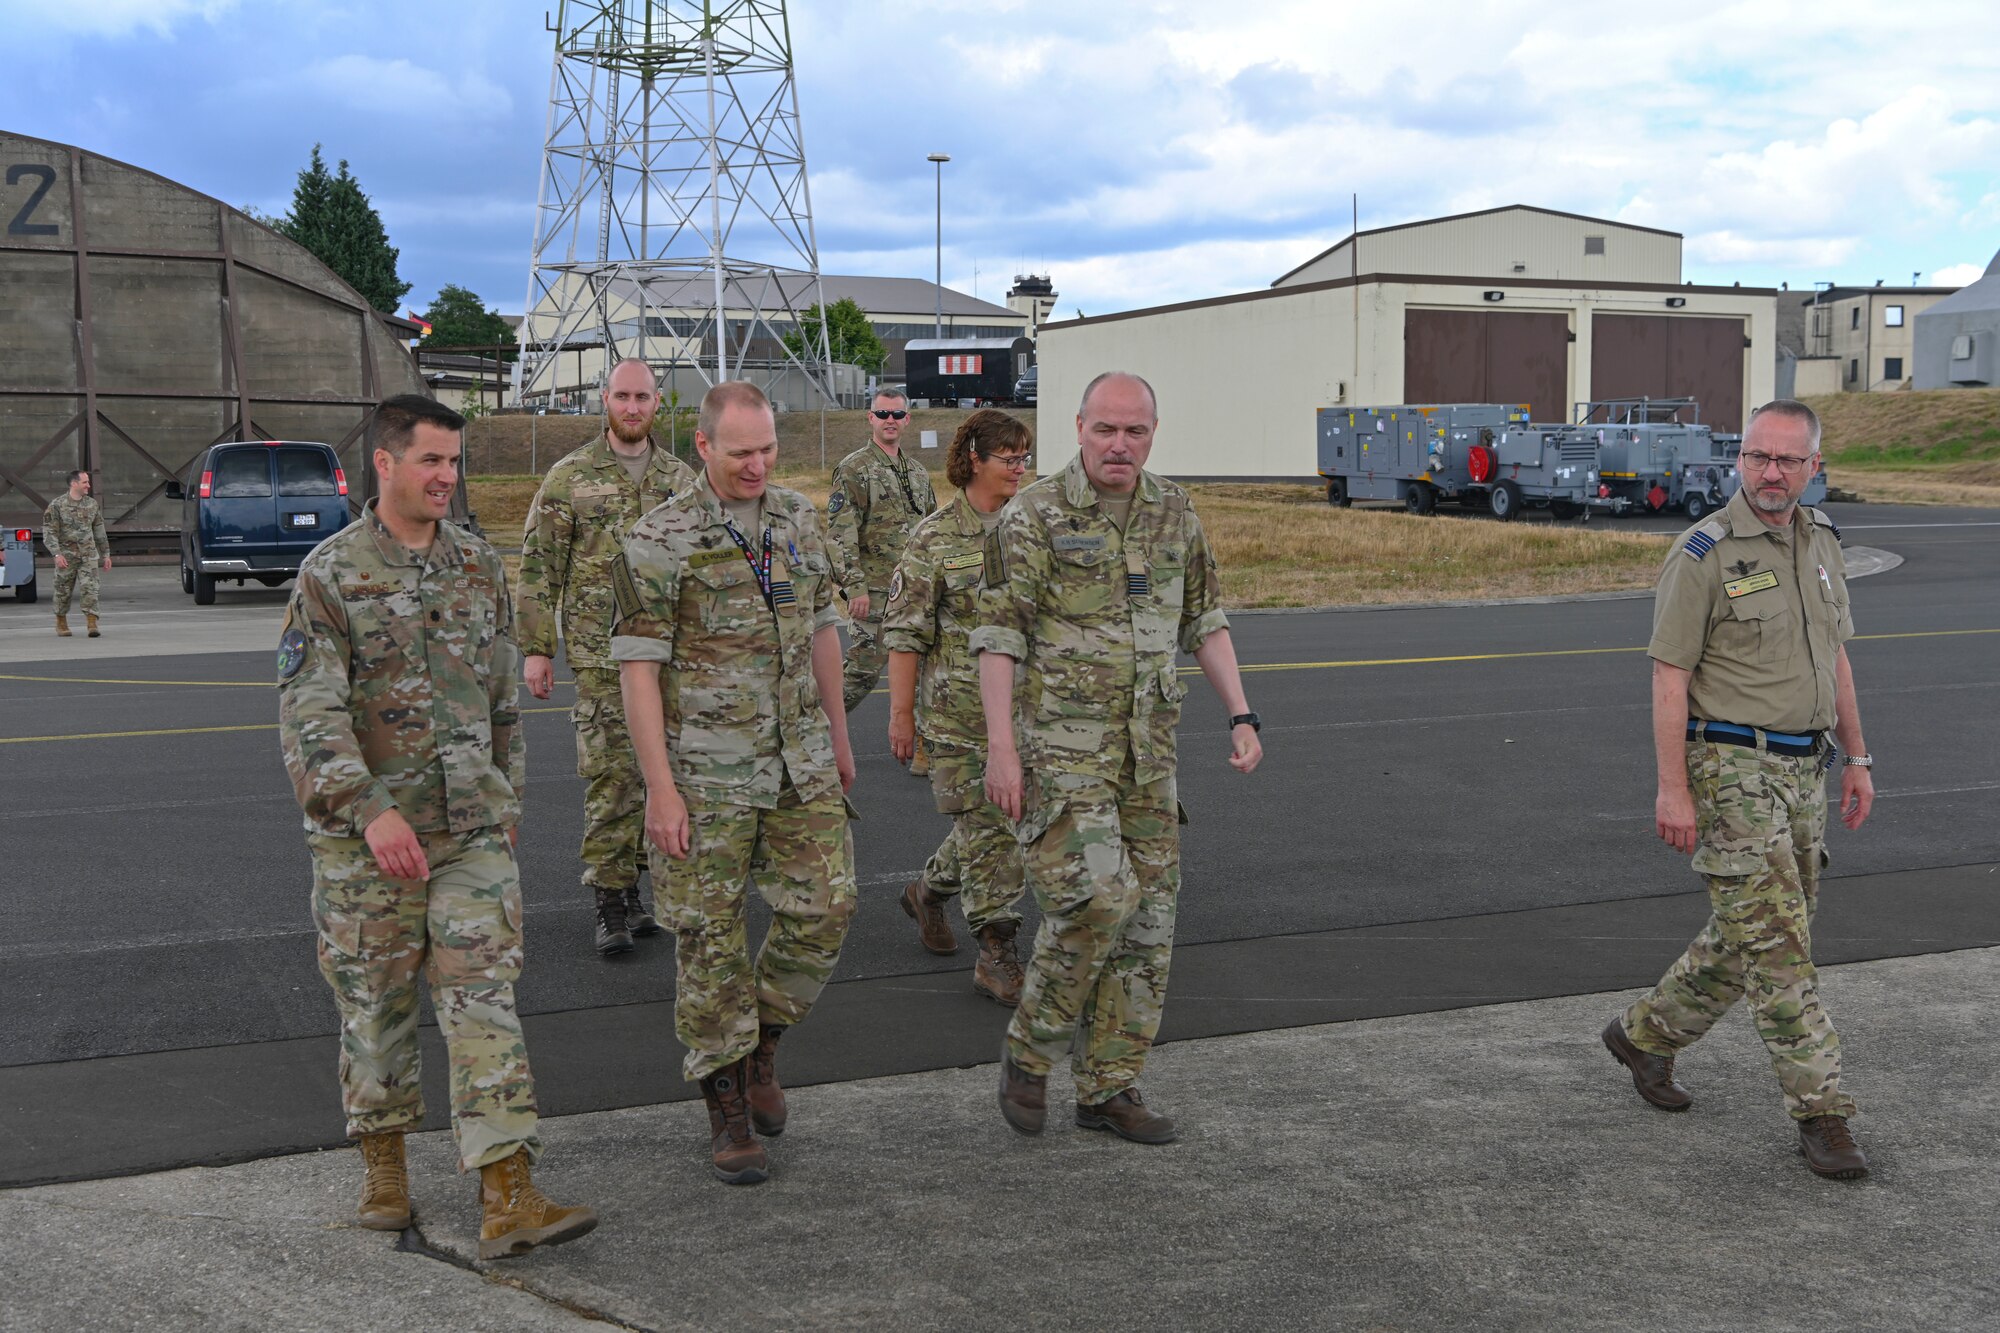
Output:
[477, 1151, 599, 1260]
[698, 1059, 770, 1184]
[54, 614, 70, 637]
[972, 922, 1026, 1007]
[86, 613, 100, 638]
[901, 878, 958, 955]
[355, 1131, 411, 1231]
[746, 1022, 787, 1137]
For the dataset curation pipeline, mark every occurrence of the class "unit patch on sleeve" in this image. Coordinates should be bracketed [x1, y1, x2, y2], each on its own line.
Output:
[276, 625, 307, 682]
[610, 554, 643, 621]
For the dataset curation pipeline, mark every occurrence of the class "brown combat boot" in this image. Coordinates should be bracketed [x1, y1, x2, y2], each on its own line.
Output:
[698, 1059, 770, 1184]
[972, 922, 1026, 1007]
[593, 887, 633, 956]
[746, 1022, 788, 1137]
[1076, 1088, 1179, 1144]
[1798, 1116, 1869, 1180]
[54, 614, 70, 637]
[86, 613, 100, 637]
[355, 1131, 411, 1231]
[901, 878, 958, 955]
[998, 1053, 1047, 1135]
[1602, 1018, 1692, 1111]
[477, 1151, 599, 1260]
[624, 885, 662, 937]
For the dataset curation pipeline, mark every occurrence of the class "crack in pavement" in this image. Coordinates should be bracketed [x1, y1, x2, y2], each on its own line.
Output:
[397, 1220, 654, 1331]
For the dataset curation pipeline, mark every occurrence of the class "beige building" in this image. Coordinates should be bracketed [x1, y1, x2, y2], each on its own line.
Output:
[1803, 285, 1959, 392]
[1037, 206, 1776, 479]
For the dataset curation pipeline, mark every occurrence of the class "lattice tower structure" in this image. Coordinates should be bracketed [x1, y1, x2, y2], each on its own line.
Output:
[515, 1, 834, 410]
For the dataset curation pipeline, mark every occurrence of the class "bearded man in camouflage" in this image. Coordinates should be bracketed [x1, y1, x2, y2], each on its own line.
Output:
[975, 372, 1263, 1145]
[1604, 398, 1876, 1180]
[614, 380, 857, 1186]
[519, 358, 698, 957]
[883, 409, 1032, 1002]
[278, 394, 596, 1258]
[828, 387, 936, 712]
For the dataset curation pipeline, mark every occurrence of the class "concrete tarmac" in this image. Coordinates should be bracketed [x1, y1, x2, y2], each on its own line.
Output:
[5, 947, 1994, 1332]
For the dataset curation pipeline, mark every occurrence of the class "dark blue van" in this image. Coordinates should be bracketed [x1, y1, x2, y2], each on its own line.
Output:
[165, 441, 352, 604]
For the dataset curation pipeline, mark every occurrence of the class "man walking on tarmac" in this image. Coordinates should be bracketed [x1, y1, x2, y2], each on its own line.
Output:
[278, 394, 596, 1257]
[827, 387, 936, 713]
[519, 358, 699, 957]
[44, 469, 111, 637]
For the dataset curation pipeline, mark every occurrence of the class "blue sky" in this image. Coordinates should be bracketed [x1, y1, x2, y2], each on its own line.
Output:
[4, 0, 1995, 319]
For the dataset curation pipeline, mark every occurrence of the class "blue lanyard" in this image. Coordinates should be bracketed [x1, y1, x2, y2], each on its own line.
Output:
[722, 519, 774, 609]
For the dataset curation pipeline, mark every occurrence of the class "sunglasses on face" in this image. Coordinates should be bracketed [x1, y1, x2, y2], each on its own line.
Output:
[871, 409, 908, 420]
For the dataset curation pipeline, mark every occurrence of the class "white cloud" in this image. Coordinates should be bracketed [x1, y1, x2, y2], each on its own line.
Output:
[1, 0, 237, 37]
[289, 54, 513, 118]
[1929, 263, 1984, 287]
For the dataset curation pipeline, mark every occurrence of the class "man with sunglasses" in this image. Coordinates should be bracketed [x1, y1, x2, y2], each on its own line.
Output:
[827, 388, 937, 712]
[1604, 398, 1876, 1180]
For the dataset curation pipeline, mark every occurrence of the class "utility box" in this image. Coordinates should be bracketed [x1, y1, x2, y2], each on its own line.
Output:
[1316, 403, 1601, 521]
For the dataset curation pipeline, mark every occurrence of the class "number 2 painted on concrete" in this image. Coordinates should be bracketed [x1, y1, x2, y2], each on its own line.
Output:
[6, 164, 60, 237]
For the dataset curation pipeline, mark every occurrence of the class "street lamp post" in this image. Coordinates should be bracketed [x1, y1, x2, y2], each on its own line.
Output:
[927, 152, 950, 338]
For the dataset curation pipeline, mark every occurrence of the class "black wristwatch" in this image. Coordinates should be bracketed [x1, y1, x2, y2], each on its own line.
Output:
[1230, 712, 1261, 732]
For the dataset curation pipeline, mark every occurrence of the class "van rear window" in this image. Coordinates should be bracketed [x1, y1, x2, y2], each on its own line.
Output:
[211, 449, 272, 498]
[277, 447, 338, 497]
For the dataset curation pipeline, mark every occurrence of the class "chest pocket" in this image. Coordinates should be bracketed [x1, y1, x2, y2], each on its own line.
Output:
[685, 558, 766, 634]
[1717, 596, 1793, 665]
[344, 593, 419, 671]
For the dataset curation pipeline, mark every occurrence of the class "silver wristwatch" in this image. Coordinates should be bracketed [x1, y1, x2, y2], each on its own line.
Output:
[1841, 754, 1874, 768]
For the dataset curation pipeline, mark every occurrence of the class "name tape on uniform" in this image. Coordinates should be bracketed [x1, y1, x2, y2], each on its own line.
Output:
[940, 552, 983, 571]
[1723, 570, 1781, 598]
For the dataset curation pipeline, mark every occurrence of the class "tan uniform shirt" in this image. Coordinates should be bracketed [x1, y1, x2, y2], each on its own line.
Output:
[1648, 489, 1854, 735]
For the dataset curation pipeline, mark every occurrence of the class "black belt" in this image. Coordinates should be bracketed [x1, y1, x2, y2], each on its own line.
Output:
[1687, 720, 1822, 756]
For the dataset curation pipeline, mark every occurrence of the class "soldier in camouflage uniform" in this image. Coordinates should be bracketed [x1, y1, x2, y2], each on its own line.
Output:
[613, 380, 857, 1186]
[43, 470, 111, 637]
[974, 373, 1263, 1145]
[279, 395, 597, 1257]
[827, 387, 936, 712]
[883, 409, 1033, 1002]
[518, 358, 699, 957]
[1603, 399, 1876, 1181]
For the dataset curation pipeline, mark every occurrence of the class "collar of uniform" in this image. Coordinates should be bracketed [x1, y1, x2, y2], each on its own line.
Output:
[363, 498, 462, 570]
[689, 469, 801, 534]
[1059, 454, 1161, 509]
[1722, 485, 1797, 541]
[590, 432, 653, 476]
[948, 490, 989, 535]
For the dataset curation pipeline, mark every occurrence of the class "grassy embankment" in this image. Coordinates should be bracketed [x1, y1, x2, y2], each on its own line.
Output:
[1807, 387, 2000, 506]
[468, 466, 1667, 610]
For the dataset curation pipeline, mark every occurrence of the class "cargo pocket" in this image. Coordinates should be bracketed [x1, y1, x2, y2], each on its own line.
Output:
[1690, 842, 1772, 879]
[571, 696, 600, 777]
[1157, 664, 1187, 703]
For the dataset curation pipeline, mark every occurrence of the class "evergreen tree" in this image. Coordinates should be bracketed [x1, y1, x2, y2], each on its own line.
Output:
[783, 297, 887, 373]
[280, 144, 411, 314]
[420, 284, 518, 361]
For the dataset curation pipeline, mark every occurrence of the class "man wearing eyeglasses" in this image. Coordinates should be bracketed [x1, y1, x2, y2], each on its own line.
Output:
[827, 388, 938, 713]
[1604, 398, 1875, 1180]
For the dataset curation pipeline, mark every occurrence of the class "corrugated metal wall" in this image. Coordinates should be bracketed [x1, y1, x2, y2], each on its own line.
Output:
[1279, 209, 1682, 288]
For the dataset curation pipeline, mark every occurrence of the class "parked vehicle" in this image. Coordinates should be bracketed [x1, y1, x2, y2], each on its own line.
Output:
[1013, 363, 1039, 406]
[1316, 403, 1604, 521]
[1, 524, 36, 602]
[905, 337, 1034, 405]
[164, 441, 352, 604]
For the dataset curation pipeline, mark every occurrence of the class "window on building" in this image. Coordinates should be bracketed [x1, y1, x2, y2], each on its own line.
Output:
[1847, 358, 1858, 383]
[1850, 307, 1860, 330]
[1885, 305, 1904, 327]
[1584, 235, 1605, 256]
[1884, 357, 1904, 381]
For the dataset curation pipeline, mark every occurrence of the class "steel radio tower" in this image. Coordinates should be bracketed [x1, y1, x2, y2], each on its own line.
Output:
[513, 1, 834, 409]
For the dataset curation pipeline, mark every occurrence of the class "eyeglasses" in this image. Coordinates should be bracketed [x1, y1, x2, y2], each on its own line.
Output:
[987, 453, 1031, 470]
[871, 409, 909, 420]
[1739, 450, 1817, 475]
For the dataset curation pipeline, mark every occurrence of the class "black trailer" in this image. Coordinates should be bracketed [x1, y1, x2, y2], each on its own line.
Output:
[904, 337, 1032, 406]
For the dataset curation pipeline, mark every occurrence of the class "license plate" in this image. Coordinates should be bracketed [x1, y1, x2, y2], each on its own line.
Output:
[289, 513, 318, 528]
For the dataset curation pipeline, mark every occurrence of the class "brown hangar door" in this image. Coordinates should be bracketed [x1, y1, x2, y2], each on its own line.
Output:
[1403, 309, 1569, 423]
[1591, 314, 1746, 431]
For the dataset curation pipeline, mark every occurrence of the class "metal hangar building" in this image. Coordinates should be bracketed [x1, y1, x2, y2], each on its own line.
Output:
[1034, 205, 1777, 479]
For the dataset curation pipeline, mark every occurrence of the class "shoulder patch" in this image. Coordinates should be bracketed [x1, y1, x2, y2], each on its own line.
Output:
[827, 490, 846, 515]
[610, 554, 643, 621]
[276, 625, 307, 683]
[1681, 519, 1726, 561]
[887, 570, 904, 603]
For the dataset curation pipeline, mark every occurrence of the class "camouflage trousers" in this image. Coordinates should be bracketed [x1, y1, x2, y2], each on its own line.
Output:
[653, 785, 858, 1082]
[921, 744, 1024, 931]
[841, 594, 888, 712]
[1623, 742, 1855, 1121]
[572, 667, 645, 892]
[52, 554, 100, 615]
[1006, 761, 1178, 1104]
[308, 825, 540, 1171]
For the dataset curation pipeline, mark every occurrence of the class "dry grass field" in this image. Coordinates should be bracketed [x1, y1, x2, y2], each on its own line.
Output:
[469, 472, 1670, 609]
[1808, 387, 2000, 506]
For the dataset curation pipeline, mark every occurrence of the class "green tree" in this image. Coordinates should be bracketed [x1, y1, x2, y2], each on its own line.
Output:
[420, 284, 518, 361]
[280, 144, 411, 314]
[783, 297, 886, 373]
